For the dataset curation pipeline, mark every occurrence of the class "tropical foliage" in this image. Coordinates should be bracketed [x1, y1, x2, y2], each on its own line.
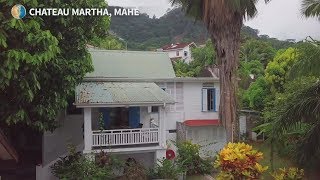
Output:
[51, 146, 118, 180]
[272, 167, 304, 180]
[0, 0, 109, 131]
[176, 141, 212, 175]
[148, 158, 183, 180]
[214, 142, 268, 180]
[302, 0, 320, 19]
[173, 40, 216, 77]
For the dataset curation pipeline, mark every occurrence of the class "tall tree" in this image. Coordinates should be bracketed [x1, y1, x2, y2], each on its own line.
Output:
[0, 0, 110, 131]
[171, 0, 270, 142]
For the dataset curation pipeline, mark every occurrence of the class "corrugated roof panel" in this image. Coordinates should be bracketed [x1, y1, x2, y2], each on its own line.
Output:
[87, 50, 176, 79]
[75, 82, 175, 106]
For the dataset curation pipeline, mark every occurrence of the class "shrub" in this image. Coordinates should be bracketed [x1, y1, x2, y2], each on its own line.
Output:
[214, 142, 268, 180]
[120, 158, 147, 180]
[176, 141, 213, 175]
[148, 158, 183, 179]
[272, 167, 304, 180]
[51, 145, 117, 180]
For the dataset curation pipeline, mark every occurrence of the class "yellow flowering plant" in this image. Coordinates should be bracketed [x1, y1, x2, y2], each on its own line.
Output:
[271, 167, 304, 180]
[214, 142, 268, 180]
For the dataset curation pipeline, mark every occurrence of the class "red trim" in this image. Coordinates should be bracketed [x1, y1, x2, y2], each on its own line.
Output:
[184, 119, 220, 127]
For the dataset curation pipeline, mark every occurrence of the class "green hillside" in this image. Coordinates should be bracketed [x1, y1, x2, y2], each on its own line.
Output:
[109, 7, 294, 50]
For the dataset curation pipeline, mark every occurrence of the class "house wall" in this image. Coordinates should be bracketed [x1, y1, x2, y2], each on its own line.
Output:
[42, 112, 83, 166]
[156, 81, 222, 154]
[38, 112, 84, 180]
[183, 82, 220, 120]
[165, 45, 192, 63]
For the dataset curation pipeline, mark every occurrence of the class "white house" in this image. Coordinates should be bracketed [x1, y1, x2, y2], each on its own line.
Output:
[158, 42, 196, 63]
[36, 49, 226, 180]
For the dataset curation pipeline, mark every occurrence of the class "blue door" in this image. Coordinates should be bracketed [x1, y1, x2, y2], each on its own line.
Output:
[99, 108, 110, 129]
[129, 107, 140, 128]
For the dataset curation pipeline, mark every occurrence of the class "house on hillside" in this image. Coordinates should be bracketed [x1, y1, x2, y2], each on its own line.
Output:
[157, 42, 197, 63]
[36, 49, 226, 180]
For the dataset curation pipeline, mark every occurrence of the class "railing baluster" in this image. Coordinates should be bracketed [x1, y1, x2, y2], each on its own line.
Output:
[91, 128, 160, 147]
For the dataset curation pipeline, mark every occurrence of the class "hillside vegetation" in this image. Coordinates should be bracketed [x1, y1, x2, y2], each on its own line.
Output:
[109, 7, 294, 50]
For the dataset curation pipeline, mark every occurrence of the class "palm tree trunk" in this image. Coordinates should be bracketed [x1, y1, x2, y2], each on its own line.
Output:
[202, 0, 243, 142]
[213, 34, 241, 142]
[207, 26, 242, 142]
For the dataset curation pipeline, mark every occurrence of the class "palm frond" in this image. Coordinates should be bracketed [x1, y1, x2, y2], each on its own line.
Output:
[302, 0, 320, 19]
[170, 0, 203, 20]
[289, 42, 320, 78]
[295, 121, 320, 165]
[275, 81, 320, 133]
[170, 0, 271, 21]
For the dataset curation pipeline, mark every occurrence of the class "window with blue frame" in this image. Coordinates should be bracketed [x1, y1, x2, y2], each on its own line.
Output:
[201, 88, 216, 112]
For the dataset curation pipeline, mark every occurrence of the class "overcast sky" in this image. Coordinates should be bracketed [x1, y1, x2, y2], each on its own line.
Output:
[108, 0, 320, 41]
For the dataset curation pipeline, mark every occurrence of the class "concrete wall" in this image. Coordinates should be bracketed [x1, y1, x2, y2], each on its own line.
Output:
[42, 112, 83, 166]
[186, 126, 226, 157]
[39, 112, 84, 180]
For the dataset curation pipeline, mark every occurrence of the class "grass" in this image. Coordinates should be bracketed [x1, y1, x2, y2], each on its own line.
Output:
[249, 141, 295, 179]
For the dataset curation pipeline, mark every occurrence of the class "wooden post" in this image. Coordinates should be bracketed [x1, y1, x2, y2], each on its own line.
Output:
[84, 108, 92, 152]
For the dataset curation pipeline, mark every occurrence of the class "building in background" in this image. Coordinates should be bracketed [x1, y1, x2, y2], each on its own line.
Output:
[158, 42, 197, 63]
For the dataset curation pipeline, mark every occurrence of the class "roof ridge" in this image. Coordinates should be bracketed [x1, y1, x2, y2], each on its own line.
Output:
[88, 49, 167, 54]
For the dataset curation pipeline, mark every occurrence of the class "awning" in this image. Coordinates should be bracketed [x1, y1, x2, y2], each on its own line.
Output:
[75, 82, 175, 107]
[184, 119, 220, 127]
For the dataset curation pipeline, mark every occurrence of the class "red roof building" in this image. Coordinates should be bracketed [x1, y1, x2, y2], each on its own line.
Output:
[158, 42, 196, 63]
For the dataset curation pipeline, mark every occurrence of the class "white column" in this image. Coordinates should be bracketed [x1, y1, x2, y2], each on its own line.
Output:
[158, 106, 166, 147]
[154, 149, 166, 165]
[84, 107, 92, 152]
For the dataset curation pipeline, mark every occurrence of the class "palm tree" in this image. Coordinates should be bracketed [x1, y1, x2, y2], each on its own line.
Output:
[302, 0, 320, 19]
[171, 0, 270, 142]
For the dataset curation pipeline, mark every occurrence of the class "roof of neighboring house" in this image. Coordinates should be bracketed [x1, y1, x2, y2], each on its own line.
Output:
[184, 119, 220, 127]
[83, 77, 219, 82]
[87, 49, 175, 79]
[75, 82, 175, 107]
[0, 129, 18, 162]
[170, 57, 182, 62]
[161, 42, 196, 51]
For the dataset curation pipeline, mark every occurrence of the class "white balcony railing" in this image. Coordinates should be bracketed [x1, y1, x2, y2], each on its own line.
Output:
[92, 128, 159, 147]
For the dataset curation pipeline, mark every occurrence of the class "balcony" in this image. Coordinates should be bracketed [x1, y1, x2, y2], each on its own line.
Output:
[92, 128, 159, 147]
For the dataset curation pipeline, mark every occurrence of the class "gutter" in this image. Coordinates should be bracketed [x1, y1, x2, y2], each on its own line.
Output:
[83, 77, 219, 82]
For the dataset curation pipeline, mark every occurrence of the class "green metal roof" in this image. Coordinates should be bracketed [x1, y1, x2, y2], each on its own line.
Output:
[87, 49, 176, 79]
[75, 82, 175, 107]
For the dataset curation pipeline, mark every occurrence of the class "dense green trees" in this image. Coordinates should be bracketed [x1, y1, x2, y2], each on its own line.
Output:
[248, 41, 320, 168]
[240, 39, 276, 66]
[90, 35, 125, 50]
[0, 0, 110, 131]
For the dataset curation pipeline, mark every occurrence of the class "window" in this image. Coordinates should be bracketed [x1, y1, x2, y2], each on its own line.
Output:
[201, 88, 216, 112]
[184, 51, 188, 57]
[151, 106, 159, 113]
[176, 51, 179, 56]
